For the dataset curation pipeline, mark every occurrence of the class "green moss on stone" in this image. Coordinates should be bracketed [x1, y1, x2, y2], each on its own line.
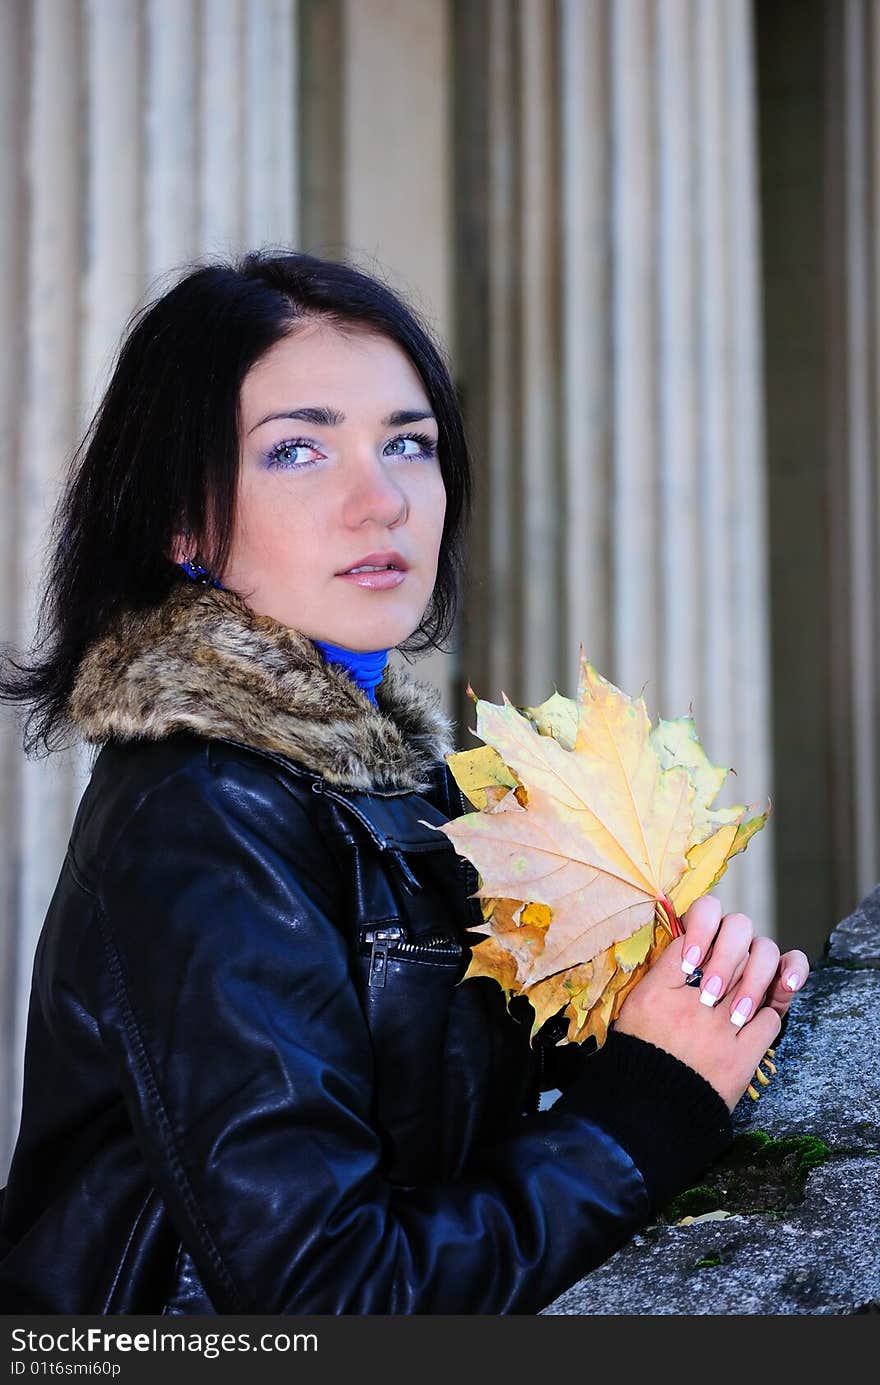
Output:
[659, 1129, 832, 1222]
[734, 1130, 772, 1155]
[662, 1185, 721, 1223]
[775, 1134, 830, 1177]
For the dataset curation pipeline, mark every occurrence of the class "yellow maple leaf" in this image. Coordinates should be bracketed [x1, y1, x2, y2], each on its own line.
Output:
[445, 743, 519, 811]
[424, 647, 770, 1049]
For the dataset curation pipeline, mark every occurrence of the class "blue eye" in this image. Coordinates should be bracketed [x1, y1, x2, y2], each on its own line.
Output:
[265, 440, 320, 470]
[384, 431, 438, 461]
[264, 431, 438, 470]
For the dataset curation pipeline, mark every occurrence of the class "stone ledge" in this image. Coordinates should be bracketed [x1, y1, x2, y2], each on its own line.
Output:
[542, 884, 880, 1315]
[824, 883, 880, 968]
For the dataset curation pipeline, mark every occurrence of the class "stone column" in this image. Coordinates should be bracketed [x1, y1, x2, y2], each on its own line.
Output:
[1, 0, 86, 1183]
[453, 0, 774, 930]
[0, 0, 32, 1190]
[758, 0, 880, 948]
[827, 0, 880, 909]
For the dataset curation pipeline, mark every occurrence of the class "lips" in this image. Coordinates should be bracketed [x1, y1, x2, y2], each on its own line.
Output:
[336, 550, 409, 575]
[337, 568, 407, 590]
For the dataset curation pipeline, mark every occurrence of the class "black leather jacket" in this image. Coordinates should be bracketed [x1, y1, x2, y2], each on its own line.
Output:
[0, 583, 733, 1314]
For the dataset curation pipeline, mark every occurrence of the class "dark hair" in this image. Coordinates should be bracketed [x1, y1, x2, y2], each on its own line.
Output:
[0, 247, 472, 758]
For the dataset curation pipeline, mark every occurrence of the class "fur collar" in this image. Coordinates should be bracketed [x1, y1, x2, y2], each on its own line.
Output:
[67, 580, 457, 794]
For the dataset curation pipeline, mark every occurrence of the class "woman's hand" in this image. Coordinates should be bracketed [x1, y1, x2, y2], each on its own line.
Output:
[613, 895, 810, 1112]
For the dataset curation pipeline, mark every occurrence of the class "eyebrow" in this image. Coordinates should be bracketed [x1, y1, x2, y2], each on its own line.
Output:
[247, 405, 437, 435]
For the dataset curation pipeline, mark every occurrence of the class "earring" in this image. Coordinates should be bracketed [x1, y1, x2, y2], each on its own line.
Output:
[177, 555, 226, 590]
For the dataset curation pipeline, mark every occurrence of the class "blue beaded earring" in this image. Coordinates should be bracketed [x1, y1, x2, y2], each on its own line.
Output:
[176, 526, 227, 590]
[177, 558, 226, 589]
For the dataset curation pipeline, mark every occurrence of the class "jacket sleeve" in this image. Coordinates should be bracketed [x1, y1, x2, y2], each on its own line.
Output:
[92, 754, 732, 1315]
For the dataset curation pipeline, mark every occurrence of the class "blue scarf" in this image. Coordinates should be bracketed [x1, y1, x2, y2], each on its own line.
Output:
[312, 640, 390, 705]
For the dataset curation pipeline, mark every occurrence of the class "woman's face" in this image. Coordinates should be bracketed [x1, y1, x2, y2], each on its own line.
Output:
[223, 321, 447, 650]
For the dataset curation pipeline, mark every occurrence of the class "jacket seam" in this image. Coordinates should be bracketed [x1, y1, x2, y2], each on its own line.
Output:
[161, 1242, 186, 1316]
[90, 738, 449, 865]
[206, 735, 427, 799]
[207, 739, 453, 849]
[94, 897, 246, 1313]
[102, 1185, 154, 1313]
[65, 850, 97, 898]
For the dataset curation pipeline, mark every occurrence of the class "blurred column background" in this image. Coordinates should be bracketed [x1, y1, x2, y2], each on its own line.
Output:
[453, 0, 773, 978]
[1, 0, 877, 1178]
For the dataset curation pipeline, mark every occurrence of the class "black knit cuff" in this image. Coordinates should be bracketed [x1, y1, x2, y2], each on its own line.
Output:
[553, 1029, 734, 1211]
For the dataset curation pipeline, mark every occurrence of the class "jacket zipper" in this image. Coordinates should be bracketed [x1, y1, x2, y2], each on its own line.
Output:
[453, 782, 485, 929]
[360, 924, 464, 987]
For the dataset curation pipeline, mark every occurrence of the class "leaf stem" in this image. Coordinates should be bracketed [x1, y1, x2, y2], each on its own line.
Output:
[655, 895, 684, 938]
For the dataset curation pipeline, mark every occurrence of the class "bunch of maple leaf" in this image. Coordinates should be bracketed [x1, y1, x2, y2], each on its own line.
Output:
[429, 649, 769, 1050]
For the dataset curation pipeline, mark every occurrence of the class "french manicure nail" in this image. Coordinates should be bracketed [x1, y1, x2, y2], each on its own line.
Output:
[784, 972, 801, 992]
[731, 996, 753, 1027]
[681, 944, 702, 975]
[699, 974, 723, 1007]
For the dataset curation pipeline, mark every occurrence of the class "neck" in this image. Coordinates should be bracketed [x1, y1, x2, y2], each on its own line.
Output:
[312, 639, 390, 704]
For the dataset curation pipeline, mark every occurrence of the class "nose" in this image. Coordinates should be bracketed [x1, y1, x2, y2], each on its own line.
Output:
[341, 450, 408, 529]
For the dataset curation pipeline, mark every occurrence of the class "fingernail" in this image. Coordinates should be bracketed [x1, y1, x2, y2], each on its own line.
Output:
[784, 972, 801, 992]
[731, 996, 753, 1027]
[699, 974, 723, 1007]
[681, 945, 702, 976]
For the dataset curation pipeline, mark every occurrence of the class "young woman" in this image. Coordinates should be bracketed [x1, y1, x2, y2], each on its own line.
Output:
[0, 250, 809, 1314]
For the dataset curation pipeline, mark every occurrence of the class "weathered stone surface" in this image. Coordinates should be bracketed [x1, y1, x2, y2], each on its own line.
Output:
[541, 887, 880, 1315]
[730, 966, 880, 1148]
[543, 1158, 880, 1315]
[826, 884, 880, 967]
